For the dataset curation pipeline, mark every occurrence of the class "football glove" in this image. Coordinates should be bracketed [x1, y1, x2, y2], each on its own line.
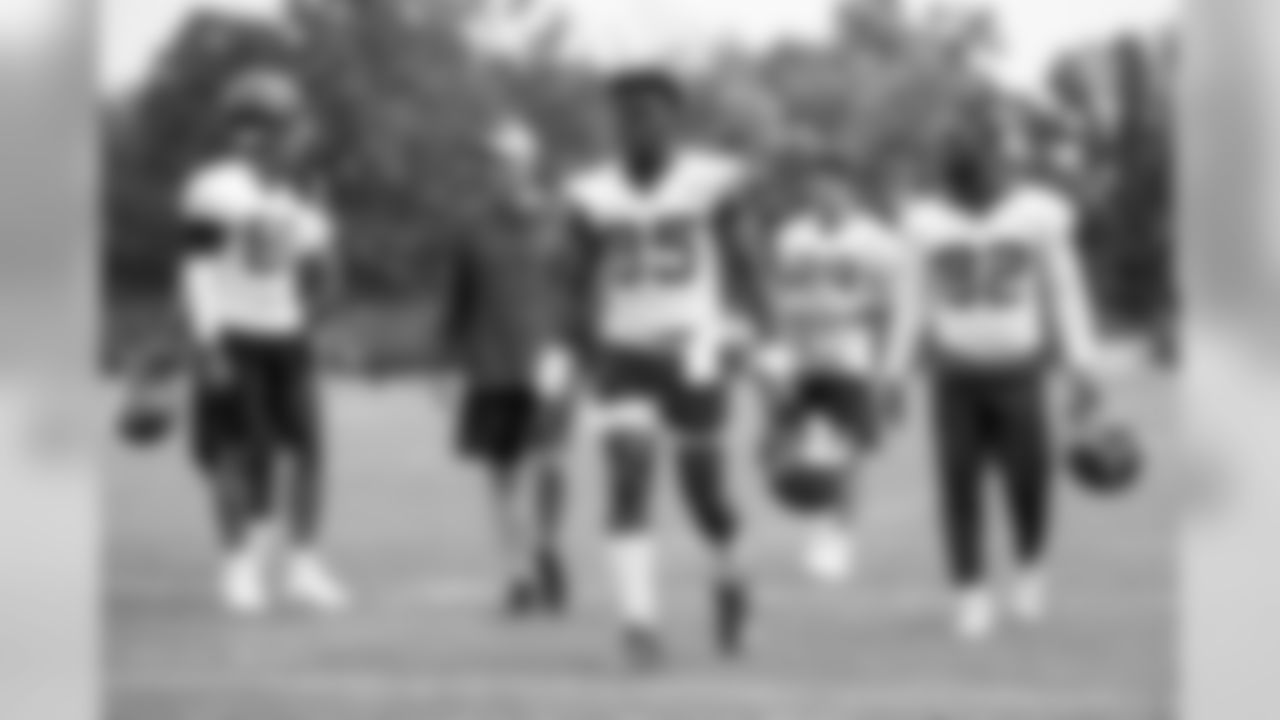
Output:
[118, 385, 175, 448]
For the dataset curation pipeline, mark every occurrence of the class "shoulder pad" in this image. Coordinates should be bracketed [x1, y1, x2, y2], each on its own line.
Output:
[181, 160, 262, 223]
[1008, 184, 1075, 232]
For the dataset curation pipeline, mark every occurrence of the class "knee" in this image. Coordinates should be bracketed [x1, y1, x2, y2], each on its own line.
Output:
[678, 446, 738, 546]
[606, 432, 656, 535]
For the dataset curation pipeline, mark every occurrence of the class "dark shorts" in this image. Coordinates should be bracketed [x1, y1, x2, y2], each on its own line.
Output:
[929, 361, 1050, 488]
[191, 333, 319, 471]
[457, 384, 566, 470]
[592, 347, 726, 437]
[774, 371, 880, 450]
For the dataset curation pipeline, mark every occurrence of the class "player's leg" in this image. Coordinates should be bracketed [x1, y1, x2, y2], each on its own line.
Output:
[991, 367, 1055, 623]
[667, 374, 750, 657]
[271, 339, 348, 613]
[526, 397, 573, 614]
[191, 380, 249, 549]
[590, 349, 671, 665]
[801, 375, 879, 585]
[486, 386, 568, 616]
[456, 385, 539, 613]
[930, 371, 997, 641]
[599, 400, 664, 666]
[193, 339, 273, 614]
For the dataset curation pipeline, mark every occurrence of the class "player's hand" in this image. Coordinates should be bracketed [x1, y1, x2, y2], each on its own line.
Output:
[195, 346, 232, 388]
[534, 345, 575, 399]
[684, 339, 720, 387]
[1065, 372, 1103, 427]
[875, 382, 906, 428]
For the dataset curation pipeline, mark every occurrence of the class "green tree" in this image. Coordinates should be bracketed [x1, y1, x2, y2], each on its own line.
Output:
[1050, 30, 1176, 338]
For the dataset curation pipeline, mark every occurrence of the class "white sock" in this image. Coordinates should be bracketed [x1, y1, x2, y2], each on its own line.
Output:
[805, 517, 856, 582]
[1011, 566, 1048, 621]
[610, 534, 657, 627]
[956, 585, 997, 641]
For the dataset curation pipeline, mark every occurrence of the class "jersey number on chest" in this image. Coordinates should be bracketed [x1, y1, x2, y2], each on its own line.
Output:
[604, 220, 701, 288]
[778, 258, 883, 330]
[932, 242, 1035, 309]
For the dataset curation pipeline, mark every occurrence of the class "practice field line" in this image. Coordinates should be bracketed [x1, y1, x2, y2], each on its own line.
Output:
[114, 669, 1157, 714]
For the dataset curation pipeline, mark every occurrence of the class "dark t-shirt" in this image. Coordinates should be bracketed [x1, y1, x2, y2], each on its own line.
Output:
[438, 206, 556, 387]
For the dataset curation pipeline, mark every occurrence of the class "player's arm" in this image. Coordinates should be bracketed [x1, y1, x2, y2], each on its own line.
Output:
[176, 255, 232, 385]
[880, 227, 925, 387]
[534, 206, 601, 396]
[297, 200, 343, 328]
[1043, 200, 1102, 376]
[175, 166, 248, 384]
[1042, 197, 1106, 420]
[435, 237, 479, 369]
[718, 195, 769, 335]
[752, 220, 801, 385]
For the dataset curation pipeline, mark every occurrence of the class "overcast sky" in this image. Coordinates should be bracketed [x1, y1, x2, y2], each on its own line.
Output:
[100, 0, 1176, 98]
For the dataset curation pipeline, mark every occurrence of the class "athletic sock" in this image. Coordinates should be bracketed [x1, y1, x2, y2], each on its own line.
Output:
[610, 533, 658, 629]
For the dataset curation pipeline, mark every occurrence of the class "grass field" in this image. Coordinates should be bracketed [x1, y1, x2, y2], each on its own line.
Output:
[107, 366, 1179, 720]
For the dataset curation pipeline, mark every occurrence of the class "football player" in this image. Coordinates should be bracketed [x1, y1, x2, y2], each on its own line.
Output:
[438, 119, 571, 618]
[889, 96, 1102, 642]
[758, 164, 912, 584]
[176, 68, 347, 616]
[544, 68, 764, 667]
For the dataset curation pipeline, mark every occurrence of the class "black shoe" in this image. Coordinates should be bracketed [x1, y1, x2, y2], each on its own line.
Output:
[714, 578, 750, 658]
[535, 548, 570, 615]
[622, 625, 664, 671]
[503, 579, 539, 619]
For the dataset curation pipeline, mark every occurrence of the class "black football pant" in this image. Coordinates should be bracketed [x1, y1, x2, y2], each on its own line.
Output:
[193, 334, 324, 548]
[598, 350, 739, 548]
[930, 364, 1052, 589]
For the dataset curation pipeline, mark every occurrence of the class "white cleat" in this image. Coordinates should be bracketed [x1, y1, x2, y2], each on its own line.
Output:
[283, 554, 351, 615]
[1010, 569, 1049, 624]
[805, 527, 858, 585]
[221, 552, 270, 617]
[955, 588, 997, 643]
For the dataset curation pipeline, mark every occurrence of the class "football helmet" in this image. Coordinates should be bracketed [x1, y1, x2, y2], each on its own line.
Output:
[770, 464, 842, 515]
[1066, 416, 1142, 495]
[118, 391, 173, 448]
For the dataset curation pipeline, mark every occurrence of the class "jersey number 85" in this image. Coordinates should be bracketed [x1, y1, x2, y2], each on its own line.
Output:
[605, 220, 700, 288]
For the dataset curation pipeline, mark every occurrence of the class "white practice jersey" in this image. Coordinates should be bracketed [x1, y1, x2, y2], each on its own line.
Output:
[179, 159, 333, 341]
[898, 184, 1098, 369]
[561, 147, 747, 350]
[772, 213, 907, 374]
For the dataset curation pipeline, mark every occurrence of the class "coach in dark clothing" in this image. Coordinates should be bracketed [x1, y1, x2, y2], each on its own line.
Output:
[438, 190, 570, 616]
